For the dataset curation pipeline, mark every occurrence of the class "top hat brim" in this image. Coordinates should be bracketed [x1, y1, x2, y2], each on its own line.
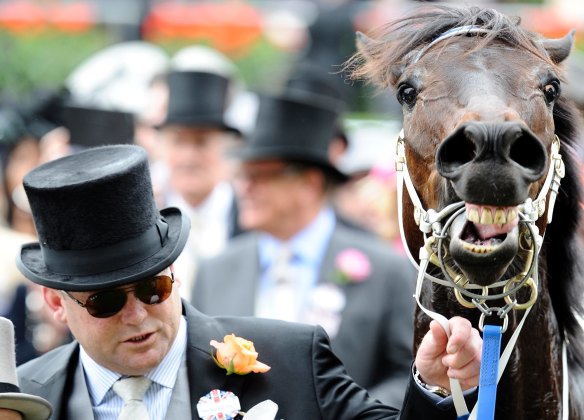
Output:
[158, 115, 241, 135]
[17, 207, 190, 291]
[231, 147, 349, 183]
[0, 393, 52, 420]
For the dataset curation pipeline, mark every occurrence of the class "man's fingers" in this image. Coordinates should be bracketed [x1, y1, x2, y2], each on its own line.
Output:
[442, 327, 482, 369]
[427, 320, 449, 354]
[445, 316, 473, 354]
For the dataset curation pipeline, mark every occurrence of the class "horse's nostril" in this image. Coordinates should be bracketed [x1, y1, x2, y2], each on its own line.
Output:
[508, 131, 547, 179]
[436, 130, 477, 177]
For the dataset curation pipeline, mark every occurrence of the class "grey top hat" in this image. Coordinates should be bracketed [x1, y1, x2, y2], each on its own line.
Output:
[0, 317, 52, 420]
[16, 145, 190, 291]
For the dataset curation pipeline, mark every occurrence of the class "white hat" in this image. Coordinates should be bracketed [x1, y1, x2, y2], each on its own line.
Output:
[337, 119, 401, 176]
[0, 317, 52, 420]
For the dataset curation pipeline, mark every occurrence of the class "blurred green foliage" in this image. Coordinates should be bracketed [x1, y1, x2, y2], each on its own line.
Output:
[0, 28, 113, 97]
[0, 27, 292, 100]
[154, 36, 293, 91]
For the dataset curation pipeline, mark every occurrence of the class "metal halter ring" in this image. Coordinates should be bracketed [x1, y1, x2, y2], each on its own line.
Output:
[454, 284, 488, 309]
[479, 311, 509, 333]
[503, 277, 538, 310]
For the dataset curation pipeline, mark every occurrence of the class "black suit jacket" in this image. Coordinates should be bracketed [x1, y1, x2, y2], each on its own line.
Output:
[17, 303, 463, 419]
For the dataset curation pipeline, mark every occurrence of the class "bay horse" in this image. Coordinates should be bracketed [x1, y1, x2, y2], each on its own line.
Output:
[350, 5, 584, 419]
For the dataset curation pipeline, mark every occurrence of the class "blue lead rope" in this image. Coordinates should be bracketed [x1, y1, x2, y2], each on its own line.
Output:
[476, 325, 503, 420]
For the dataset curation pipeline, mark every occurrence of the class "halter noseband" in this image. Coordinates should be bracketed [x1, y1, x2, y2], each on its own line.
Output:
[396, 130, 564, 320]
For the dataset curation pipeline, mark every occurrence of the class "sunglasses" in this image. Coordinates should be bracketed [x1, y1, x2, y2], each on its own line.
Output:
[64, 273, 174, 318]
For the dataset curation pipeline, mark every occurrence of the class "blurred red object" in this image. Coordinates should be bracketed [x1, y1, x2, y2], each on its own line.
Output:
[0, 1, 94, 33]
[0, 1, 45, 33]
[143, 1, 262, 55]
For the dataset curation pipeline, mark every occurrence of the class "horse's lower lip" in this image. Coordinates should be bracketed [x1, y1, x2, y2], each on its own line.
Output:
[448, 212, 519, 286]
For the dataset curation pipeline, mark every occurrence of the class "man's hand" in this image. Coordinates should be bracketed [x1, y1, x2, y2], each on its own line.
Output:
[415, 316, 481, 392]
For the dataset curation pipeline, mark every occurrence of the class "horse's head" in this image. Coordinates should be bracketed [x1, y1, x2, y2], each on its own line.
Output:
[352, 6, 574, 287]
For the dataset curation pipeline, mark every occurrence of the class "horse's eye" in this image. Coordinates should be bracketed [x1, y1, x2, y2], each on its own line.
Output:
[397, 84, 418, 107]
[543, 80, 560, 104]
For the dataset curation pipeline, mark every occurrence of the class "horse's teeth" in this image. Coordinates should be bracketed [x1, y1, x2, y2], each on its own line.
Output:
[508, 208, 518, 222]
[467, 208, 480, 223]
[480, 208, 493, 225]
[494, 208, 506, 225]
[462, 242, 495, 253]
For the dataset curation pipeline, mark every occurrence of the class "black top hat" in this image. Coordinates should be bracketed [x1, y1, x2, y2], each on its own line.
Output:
[285, 60, 347, 110]
[160, 71, 239, 134]
[16, 145, 190, 291]
[232, 92, 348, 182]
[62, 106, 135, 147]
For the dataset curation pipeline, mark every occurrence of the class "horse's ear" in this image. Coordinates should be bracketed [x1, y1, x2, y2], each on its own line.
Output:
[541, 30, 576, 64]
[356, 31, 374, 57]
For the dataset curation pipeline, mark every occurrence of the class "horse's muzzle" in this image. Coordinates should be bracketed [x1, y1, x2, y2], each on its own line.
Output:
[435, 121, 548, 205]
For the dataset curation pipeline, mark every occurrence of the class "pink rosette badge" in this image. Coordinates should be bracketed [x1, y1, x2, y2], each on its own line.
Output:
[333, 248, 372, 284]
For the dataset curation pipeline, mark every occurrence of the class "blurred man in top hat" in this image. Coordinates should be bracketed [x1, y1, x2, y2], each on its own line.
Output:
[192, 92, 416, 406]
[0, 317, 52, 420]
[15, 144, 481, 419]
[157, 62, 244, 300]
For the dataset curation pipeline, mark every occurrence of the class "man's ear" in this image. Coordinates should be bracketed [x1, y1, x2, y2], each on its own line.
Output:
[43, 287, 68, 323]
[169, 264, 181, 288]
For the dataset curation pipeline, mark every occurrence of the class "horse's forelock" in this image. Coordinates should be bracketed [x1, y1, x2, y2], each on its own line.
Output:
[349, 5, 553, 88]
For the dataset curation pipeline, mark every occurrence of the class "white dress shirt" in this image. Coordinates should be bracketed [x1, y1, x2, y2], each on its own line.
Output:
[256, 207, 336, 322]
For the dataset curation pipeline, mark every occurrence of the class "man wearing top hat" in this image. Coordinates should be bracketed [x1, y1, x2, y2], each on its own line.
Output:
[191, 91, 415, 407]
[14, 144, 480, 419]
[157, 68, 244, 301]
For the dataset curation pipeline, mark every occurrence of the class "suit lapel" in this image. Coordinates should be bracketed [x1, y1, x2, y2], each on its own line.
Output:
[19, 341, 79, 420]
[183, 304, 247, 418]
[229, 235, 260, 316]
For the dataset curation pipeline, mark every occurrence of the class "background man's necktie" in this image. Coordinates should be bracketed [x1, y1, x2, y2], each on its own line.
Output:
[259, 245, 298, 322]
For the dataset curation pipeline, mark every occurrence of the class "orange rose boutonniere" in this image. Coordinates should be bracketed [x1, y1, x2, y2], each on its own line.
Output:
[210, 334, 271, 375]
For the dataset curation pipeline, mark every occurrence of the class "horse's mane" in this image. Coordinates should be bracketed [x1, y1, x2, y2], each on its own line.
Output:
[349, 3, 584, 375]
[547, 97, 584, 372]
[349, 5, 553, 88]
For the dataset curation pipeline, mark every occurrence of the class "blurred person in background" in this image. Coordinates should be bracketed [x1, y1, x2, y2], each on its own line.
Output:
[334, 120, 404, 252]
[301, 0, 361, 110]
[0, 107, 39, 317]
[157, 46, 247, 300]
[0, 99, 72, 365]
[284, 60, 371, 234]
[193, 91, 415, 407]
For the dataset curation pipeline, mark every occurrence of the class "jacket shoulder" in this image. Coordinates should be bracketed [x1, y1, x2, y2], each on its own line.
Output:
[18, 341, 78, 388]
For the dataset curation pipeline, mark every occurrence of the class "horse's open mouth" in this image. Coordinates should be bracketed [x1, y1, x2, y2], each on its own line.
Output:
[448, 203, 520, 286]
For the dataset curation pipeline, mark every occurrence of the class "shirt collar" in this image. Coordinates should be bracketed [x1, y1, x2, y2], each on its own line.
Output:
[80, 315, 188, 405]
[259, 206, 336, 268]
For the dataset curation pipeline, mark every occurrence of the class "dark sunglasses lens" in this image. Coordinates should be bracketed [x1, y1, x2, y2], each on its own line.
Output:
[135, 275, 173, 305]
[86, 289, 127, 318]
